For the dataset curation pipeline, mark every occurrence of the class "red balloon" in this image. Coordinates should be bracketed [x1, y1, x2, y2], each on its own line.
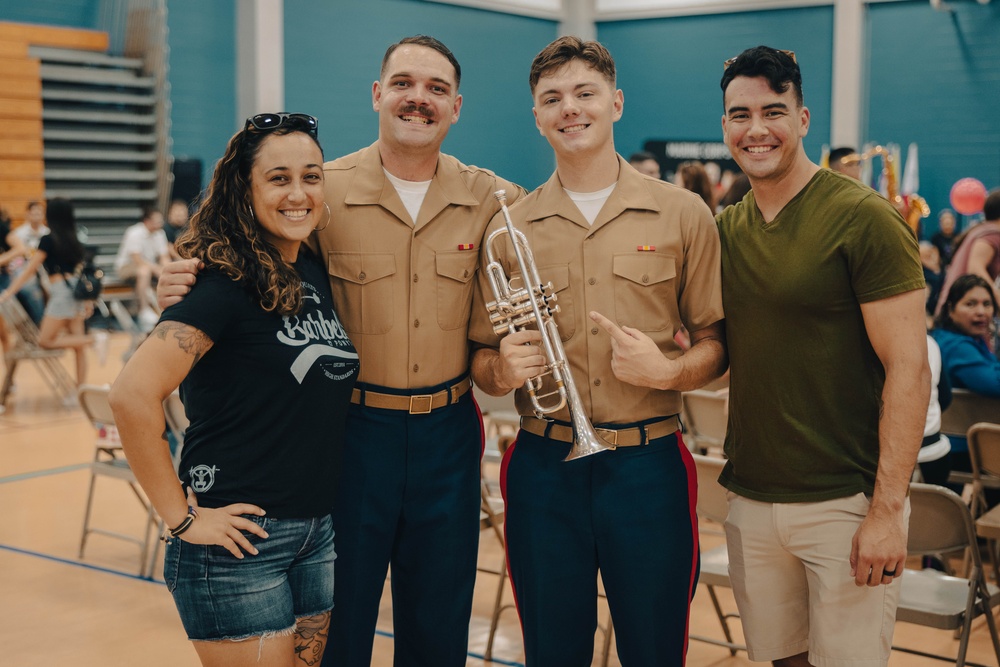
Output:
[950, 178, 987, 215]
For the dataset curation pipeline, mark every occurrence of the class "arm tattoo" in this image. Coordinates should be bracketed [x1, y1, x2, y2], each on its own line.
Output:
[153, 321, 212, 368]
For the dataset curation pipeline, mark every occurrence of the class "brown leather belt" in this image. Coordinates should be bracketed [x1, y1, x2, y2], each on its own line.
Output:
[519, 415, 679, 448]
[350, 377, 472, 414]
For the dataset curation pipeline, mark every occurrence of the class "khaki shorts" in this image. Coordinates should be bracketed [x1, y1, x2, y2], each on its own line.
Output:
[724, 492, 907, 667]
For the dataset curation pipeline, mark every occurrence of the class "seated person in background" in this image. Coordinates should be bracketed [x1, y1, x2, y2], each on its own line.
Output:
[931, 274, 1000, 481]
[7, 200, 48, 323]
[164, 199, 190, 260]
[628, 151, 661, 179]
[673, 160, 715, 211]
[717, 172, 751, 211]
[936, 189, 1000, 317]
[919, 241, 943, 318]
[918, 333, 952, 486]
[828, 146, 862, 181]
[114, 206, 170, 330]
[0, 198, 103, 384]
[930, 208, 958, 268]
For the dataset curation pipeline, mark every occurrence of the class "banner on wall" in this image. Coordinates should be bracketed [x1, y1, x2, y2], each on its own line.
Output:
[641, 139, 741, 183]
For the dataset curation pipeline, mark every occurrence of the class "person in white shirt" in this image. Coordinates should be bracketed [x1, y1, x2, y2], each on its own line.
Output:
[8, 201, 49, 323]
[115, 206, 170, 328]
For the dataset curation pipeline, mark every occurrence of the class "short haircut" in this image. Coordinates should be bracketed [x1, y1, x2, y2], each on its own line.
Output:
[529, 36, 616, 94]
[828, 147, 857, 166]
[984, 188, 1000, 221]
[381, 35, 461, 89]
[27, 201, 42, 211]
[141, 205, 160, 221]
[721, 46, 802, 107]
[629, 151, 658, 164]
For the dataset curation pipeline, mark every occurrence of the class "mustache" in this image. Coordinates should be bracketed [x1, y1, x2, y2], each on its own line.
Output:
[400, 104, 435, 120]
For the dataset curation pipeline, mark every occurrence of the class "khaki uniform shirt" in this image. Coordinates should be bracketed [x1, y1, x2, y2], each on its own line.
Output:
[318, 142, 523, 389]
[469, 156, 723, 425]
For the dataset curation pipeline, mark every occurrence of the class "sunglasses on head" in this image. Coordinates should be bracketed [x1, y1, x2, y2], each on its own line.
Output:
[723, 49, 797, 71]
[244, 112, 319, 137]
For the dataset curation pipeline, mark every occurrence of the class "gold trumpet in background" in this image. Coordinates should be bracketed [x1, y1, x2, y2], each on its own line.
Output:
[484, 190, 615, 461]
[843, 145, 929, 234]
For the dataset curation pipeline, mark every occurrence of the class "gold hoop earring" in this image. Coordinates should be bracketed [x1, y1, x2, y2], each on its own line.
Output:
[314, 202, 331, 232]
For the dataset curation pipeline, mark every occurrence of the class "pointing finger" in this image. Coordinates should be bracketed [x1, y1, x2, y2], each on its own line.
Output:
[589, 311, 631, 344]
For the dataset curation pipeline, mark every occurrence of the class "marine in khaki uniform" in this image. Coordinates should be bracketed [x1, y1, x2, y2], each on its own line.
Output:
[316, 37, 523, 667]
[470, 37, 725, 666]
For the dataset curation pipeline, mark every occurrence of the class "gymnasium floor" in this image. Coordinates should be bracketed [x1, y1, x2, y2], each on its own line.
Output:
[1, 332, 997, 666]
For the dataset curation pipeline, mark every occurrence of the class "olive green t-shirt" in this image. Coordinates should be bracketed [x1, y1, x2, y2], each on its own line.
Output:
[717, 169, 924, 503]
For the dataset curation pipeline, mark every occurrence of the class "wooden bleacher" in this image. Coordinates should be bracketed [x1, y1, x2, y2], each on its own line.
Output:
[0, 22, 108, 226]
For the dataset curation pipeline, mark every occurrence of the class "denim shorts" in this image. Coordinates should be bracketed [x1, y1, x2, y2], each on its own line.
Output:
[163, 513, 336, 641]
[45, 279, 88, 319]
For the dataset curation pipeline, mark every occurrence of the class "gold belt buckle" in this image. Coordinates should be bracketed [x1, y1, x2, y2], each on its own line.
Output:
[595, 428, 619, 447]
[409, 394, 434, 414]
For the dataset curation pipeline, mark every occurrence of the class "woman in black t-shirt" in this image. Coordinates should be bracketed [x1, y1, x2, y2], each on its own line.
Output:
[0, 198, 99, 385]
[109, 114, 357, 667]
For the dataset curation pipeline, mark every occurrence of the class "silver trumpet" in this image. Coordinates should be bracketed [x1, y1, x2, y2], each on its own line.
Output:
[485, 190, 615, 461]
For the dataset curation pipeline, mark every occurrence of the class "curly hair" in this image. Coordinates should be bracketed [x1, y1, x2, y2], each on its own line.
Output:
[175, 122, 323, 316]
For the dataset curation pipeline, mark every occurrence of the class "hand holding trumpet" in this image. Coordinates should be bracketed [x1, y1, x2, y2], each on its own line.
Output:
[497, 329, 546, 391]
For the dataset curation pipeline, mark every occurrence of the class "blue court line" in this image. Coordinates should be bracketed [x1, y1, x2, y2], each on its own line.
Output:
[2, 543, 527, 666]
[0, 542, 161, 583]
[0, 462, 89, 484]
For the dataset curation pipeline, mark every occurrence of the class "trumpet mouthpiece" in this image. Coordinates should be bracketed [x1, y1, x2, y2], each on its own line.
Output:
[494, 190, 507, 204]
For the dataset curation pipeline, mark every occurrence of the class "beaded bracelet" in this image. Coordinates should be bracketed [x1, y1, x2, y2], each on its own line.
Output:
[168, 505, 198, 538]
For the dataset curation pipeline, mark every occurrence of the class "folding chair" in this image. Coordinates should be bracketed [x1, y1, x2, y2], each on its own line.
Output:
[941, 389, 1000, 490]
[894, 483, 1000, 667]
[77, 384, 160, 577]
[689, 453, 744, 655]
[969, 423, 1000, 581]
[681, 389, 728, 455]
[0, 297, 77, 408]
[479, 472, 513, 662]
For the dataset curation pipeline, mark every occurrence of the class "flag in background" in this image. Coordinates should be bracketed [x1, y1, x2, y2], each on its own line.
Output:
[902, 142, 919, 195]
[860, 142, 875, 188]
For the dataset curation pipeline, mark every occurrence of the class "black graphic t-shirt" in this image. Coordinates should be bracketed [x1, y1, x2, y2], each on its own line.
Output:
[161, 249, 359, 518]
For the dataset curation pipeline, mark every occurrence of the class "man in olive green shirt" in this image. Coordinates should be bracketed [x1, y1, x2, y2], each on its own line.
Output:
[716, 47, 928, 667]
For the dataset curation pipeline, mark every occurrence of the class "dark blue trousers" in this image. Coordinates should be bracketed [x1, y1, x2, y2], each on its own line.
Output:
[323, 383, 482, 667]
[502, 428, 700, 667]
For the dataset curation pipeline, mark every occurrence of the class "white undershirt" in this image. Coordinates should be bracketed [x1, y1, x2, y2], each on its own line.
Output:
[384, 169, 432, 223]
[564, 183, 617, 226]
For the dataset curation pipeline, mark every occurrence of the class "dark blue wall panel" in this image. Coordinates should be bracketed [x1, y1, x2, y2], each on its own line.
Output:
[599, 6, 834, 175]
[284, 0, 557, 190]
[868, 0, 1000, 225]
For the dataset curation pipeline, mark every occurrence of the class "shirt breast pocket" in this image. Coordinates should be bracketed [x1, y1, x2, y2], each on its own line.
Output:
[435, 251, 479, 331]
[327, 252, 396, 335]
[612, 254, 676, 332]
[509, 264, 575, 341]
